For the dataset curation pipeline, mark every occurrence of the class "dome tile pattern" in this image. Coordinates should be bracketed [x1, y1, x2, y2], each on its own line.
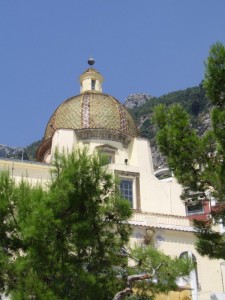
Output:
[82, 93, 90, 128]
[44, 92, 138, 140]
[37, 92, 138, 161]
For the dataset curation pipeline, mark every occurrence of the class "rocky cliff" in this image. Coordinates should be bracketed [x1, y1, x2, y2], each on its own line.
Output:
[125, 84, 211, 169]
[124, 94, 152, 109]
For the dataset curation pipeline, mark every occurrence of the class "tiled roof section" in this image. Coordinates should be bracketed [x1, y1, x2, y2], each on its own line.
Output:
[117, 100, 129, 133]
[36, 138, 52, 162]
[43, 92, 138, 141]
[55, 97, 82, 130]
[45, 110, 57, 140]
[130, 212, 194, 232]
[90, 93, 119, 130]
[82, 93, 90, 128]
[37, 92, 138, 161]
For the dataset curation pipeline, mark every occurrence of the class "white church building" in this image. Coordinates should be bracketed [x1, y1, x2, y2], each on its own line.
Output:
[0, 62, 224, 300]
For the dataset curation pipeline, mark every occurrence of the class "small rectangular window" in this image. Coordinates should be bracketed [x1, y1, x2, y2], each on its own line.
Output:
[120, 178, 133, 207]
[115, 171, 140, 211]
[186, 202, 204, 215]
[91, 79, 96, 90]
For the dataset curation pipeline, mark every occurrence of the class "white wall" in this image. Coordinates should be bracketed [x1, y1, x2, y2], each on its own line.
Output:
[154, 229, 224, 300]
[49, 132, 187, 215]
[51, 129, 77, 157]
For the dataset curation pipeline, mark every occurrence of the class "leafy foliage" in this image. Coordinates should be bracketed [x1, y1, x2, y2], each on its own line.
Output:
[204, 42, 225, 108]
[129, 83, 210, 141]
[25, 139, 42, 160]
[127, 246, 192, 298]
[0, 149, 194, 299]
[193, 219, 225, 259]
[0, 149, 132, 299]
[126, 83, 210, 169]
[153, 42, 225, 259]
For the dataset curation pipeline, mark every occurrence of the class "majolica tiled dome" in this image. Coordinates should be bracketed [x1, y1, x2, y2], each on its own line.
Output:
[37, 66, 138, 162]
[44, 92, 138, 140]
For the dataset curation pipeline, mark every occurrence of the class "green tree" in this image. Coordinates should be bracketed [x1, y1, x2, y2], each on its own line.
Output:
[0, 149, 193, 299]
[113, 246, 192, 300]
[25, 139, 42, 161]
[204, 42, 225, 108]
[153, 42, 225, 259]
[0, 149, 132, 299]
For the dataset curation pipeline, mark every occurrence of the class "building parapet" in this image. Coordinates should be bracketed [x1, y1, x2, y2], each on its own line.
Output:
[130, 211, 194, 232]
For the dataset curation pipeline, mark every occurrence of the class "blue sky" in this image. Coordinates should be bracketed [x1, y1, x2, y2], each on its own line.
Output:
[0, 1, 225, 147]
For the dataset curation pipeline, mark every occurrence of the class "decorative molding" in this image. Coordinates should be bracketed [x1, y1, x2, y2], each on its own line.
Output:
[82, 93, 90, 128]
[36, 138, 52, 162]
[76, 129, 133, 147]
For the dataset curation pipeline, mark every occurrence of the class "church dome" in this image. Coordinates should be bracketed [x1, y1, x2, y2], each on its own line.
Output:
[37, 65, 138, 162]
[44, 92, 138, 140]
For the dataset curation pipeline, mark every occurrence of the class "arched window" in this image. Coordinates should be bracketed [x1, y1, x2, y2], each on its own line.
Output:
[96, 145, 117, 164]
[180, 251, 200, 300]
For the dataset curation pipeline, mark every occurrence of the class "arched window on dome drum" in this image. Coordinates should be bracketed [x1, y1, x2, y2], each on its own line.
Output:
[96, 145, 117, 164]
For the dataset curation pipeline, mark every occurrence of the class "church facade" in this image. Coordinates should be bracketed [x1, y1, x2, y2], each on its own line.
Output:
[0, 64, 224, 300]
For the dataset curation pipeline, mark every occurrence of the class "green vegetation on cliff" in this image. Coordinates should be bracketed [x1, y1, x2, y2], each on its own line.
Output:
[129, 83, 210, 141]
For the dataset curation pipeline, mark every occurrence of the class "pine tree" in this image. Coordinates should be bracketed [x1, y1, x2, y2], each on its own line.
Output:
[113, 246, 192, 300]
[153, 42, 225, 259]
[0, 149, 193, 299]
[0, 149, 132, 299]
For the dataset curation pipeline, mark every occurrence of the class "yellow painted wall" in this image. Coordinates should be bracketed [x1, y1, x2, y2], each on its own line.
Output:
[155, 290, 191, 300]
